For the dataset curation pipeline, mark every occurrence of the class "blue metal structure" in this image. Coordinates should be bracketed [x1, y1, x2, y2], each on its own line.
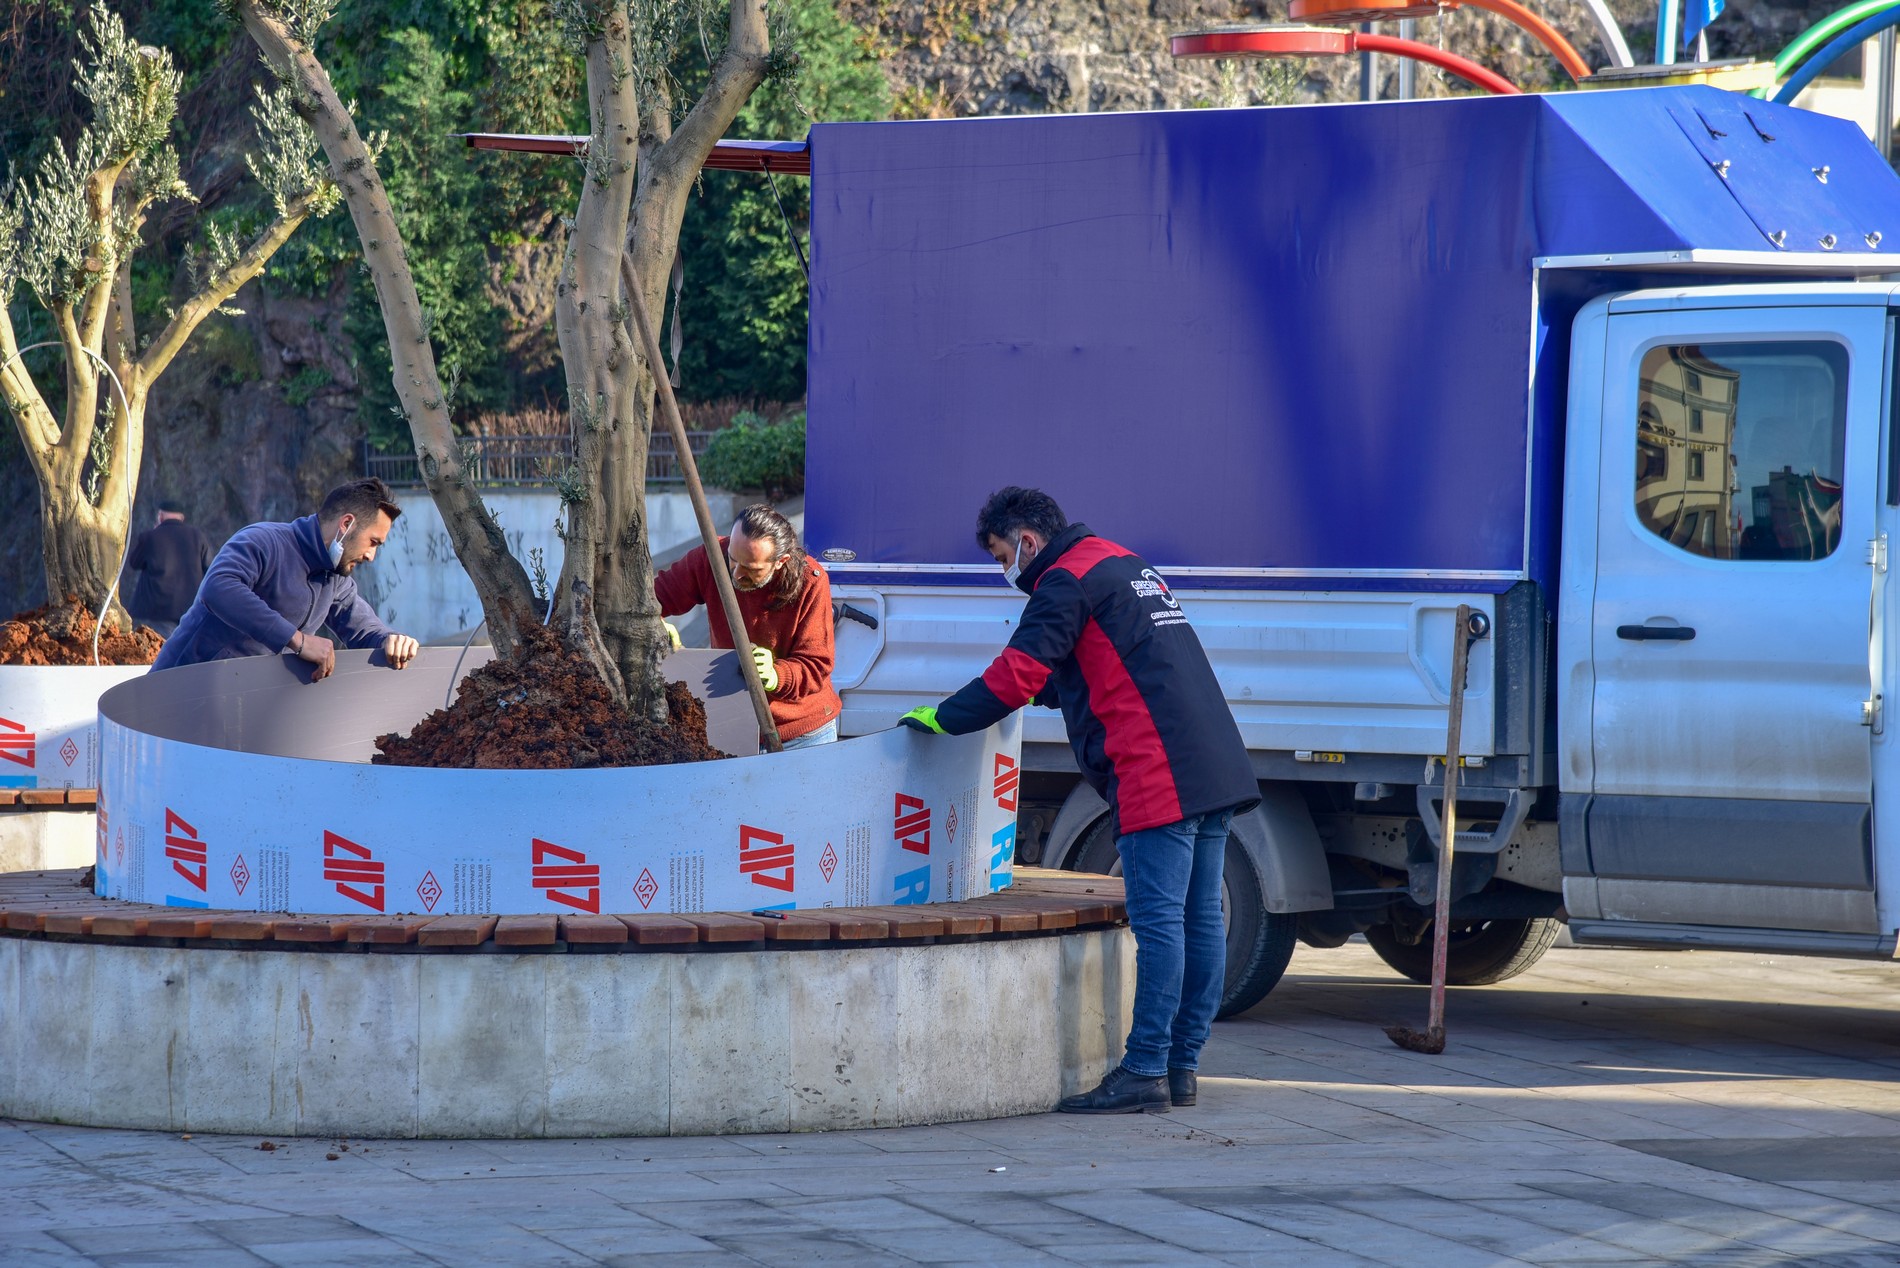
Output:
[805, 88, 1899, 593]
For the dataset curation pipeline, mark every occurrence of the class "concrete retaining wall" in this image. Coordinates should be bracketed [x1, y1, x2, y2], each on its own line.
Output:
[0, 927, 1134, 1137]
[0, 811, 94, 873]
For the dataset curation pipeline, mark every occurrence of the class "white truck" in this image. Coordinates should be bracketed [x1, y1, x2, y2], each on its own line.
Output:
[799, 85, 1900, 1011]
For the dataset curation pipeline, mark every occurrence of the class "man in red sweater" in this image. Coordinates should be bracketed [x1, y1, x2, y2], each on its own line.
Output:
[654, 504, 842, 748]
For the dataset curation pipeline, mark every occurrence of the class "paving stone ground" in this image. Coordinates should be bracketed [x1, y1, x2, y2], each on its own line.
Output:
[5, 939, 1900, 1266]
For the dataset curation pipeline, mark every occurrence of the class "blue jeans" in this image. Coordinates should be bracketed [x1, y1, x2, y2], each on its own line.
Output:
[779, 718, 838, 749]
[1115, 809, 1231, 1078]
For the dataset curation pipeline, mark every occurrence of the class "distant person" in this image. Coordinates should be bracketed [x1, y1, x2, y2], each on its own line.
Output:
[123, 500, 211, 637]
[153, 478, 419, 681]
[654, 503, 842, 748]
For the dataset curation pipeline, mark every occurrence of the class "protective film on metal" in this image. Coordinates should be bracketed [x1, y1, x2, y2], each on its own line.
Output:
[804, 88, 1899, 593]
[0, 667, 148, 790]
[93, 650, 1021, 915]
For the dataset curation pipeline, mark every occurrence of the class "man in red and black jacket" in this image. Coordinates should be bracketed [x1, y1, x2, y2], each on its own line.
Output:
[903, 487, 1257, 1114]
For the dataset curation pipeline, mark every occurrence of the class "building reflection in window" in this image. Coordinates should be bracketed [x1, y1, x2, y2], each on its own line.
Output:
[1634, 342, 1847, 562]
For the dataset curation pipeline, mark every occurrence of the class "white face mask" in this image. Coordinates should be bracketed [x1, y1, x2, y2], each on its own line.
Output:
[328, 519, 349, 570]
[1004, 535, 1029, 587]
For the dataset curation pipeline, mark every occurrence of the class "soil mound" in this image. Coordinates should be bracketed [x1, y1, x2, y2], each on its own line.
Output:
[0, 596, 164, 667]
[374, 624, 728, 769]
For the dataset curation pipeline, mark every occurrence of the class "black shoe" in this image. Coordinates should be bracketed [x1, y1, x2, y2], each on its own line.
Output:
[1168, 1068, 1197, 1107]
[1057, 1065, 1170, 1115]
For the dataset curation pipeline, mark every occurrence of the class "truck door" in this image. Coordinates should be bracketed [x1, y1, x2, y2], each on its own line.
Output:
[1580, 300, 1885, 935]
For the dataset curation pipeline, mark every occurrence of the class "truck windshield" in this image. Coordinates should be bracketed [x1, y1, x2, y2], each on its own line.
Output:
[1634, 341, 1848, 563]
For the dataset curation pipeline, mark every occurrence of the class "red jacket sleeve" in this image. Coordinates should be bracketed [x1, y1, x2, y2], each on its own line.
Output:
[768, 562, 835, 701]
[653, 544, 713, 619]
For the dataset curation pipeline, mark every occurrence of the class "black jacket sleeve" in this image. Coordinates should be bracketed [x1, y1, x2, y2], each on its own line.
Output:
[936, 571, 1090, 735]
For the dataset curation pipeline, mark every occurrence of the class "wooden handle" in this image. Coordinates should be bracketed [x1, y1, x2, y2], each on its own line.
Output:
[621, 262, 783, 752]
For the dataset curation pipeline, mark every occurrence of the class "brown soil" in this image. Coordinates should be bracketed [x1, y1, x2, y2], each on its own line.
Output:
[374, 623, 729, 769]
[0, 596, 164, 666]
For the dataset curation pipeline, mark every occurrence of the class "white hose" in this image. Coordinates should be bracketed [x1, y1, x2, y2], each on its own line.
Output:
[1578, 0, 1635, 67]
[0, 341, 136, 666]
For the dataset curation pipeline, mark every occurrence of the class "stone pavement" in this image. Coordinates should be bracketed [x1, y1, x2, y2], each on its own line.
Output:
[5, 939, 1900, 1267]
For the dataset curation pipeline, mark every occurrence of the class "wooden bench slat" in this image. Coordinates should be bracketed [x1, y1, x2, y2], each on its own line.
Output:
[818, 908, 891, 940]
[560, 914, 629, 944]
[41, 911, 97, 935]
[683, 913, 768, 943]
[89, 912, 153, 937]
[145, 912, 215, 938]
[416, 915, 498, 947]
[493, 914, 559, 946]
[19, 789, 67, 806]
[208, 915, 277, 940]
[65, 789, 98, 808]
[616, 914, 700, 945]
[273, 917, 352, 942]
[752, 912, 832, 942]
[851, 905, 947, 938]
[344, 915, 436, 944]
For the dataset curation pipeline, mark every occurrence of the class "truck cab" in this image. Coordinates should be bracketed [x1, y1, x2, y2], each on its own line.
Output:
[800, 87, 1900, 1012]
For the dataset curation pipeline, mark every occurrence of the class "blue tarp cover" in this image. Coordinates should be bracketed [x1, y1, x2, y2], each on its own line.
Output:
[804, 88, 1900, 588]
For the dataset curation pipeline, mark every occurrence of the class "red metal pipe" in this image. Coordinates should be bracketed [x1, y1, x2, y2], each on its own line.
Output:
[1354, 32, 1523, 93]
[1170, 27, 1522, 94]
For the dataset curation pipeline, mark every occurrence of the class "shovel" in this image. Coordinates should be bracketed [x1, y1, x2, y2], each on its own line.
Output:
[1386, 603, 1476, 1055]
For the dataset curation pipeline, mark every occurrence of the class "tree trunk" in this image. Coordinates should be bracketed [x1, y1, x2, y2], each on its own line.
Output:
[37, 484, 130, 626]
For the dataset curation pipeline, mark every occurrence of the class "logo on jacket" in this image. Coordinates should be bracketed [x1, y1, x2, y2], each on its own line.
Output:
[1132, 569, 1179, 609]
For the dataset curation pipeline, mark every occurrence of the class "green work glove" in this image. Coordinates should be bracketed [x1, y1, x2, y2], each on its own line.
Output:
[900, 705, 946, 734]
[663, 621, 681, 651]
[751, 645, 779, 692]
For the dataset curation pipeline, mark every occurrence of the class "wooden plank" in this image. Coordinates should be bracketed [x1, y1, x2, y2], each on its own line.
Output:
[937, 901, 1039, 933]
[818, 908, 890, 940]
[41, 910, 96, 935]
[416, 915, 498, 947]
[145, 912, 215, 939]
[0, 789, 18, 807]
[559, 914, 629, 944]
[207, 915, 277, 940]
[682, 913, 768, 943]
[19, 789, 66, 806]
[493, 914, 559, 946]
[852, 906, 947, 938]
[751, 912, 832, 942]
[344, 915, 436, 944]
[272, 917, 352, 942]
[90, 911, 154, 938]
[65, 789, 98, 808]
[935, 907, 995, 936]
[3, 910, 47, 932]
[616, 914, 700, 945]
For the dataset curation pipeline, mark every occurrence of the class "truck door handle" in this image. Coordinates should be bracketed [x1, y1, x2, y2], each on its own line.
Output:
[1617, 625, 1696, 641]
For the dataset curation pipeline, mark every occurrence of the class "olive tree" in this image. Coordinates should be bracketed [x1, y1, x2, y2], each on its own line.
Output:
[236, 0, 778, 718]
[0, 8, 338, 621]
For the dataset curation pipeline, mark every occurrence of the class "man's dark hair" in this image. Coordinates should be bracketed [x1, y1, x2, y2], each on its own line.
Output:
[158, 498, 185, 515]
[734, 503, 806, 608]
[320, 477, 401, 526]
[976, 487, 1067, 550]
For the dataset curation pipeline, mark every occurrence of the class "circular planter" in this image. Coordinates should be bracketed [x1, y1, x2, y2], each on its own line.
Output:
[0, 664, 148, 793]
[96, 648, 1021, 915]
[0, 869, 1134, 1137]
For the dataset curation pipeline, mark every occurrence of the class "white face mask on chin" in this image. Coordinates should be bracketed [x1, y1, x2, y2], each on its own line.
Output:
[1004, 535, 1031, 587]
[328, 518, 349, 570]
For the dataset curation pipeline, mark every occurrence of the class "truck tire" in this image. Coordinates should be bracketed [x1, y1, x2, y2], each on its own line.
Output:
[1070, 818, 1298, 1018]
[1363, 916, 1562, 986]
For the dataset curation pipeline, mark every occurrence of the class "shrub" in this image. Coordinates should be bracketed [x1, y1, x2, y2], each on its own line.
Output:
[698, 411, 806, 502]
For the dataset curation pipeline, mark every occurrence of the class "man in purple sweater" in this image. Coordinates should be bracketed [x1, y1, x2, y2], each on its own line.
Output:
[153, 479, 419, 681]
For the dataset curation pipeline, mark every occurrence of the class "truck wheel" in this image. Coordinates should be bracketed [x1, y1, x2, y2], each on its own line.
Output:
[1070, 818, 1298, 1018]
[1363, 916, 1562, 986]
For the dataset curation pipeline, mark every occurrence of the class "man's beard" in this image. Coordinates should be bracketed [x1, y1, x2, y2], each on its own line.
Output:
[732, 573, 763, 592]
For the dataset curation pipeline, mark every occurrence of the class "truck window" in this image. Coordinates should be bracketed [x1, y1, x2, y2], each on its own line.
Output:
[1634, 341, 1848, 562]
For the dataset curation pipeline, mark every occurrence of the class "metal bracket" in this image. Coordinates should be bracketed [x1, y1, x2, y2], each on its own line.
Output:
[1415, 785, 1532, 856]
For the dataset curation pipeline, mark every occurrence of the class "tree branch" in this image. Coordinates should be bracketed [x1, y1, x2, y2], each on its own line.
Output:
[51, 299, 99, 490]
[135, 194, 314, 386]
[651, 0, 771, 186]
[75, 159, 130, 355]
[0, 302, 58, 473]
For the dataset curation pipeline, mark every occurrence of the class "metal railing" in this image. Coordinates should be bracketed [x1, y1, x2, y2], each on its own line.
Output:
[364, 430, 716, 487]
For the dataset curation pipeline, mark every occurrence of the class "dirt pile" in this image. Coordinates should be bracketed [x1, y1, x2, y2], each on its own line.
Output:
[374, 624, 729, 769]
[0, 596, 164, 666]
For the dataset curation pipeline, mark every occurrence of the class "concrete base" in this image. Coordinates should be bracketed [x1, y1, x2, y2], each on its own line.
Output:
[0, 811, 94, 874]
[0, 927, 1135, 1137]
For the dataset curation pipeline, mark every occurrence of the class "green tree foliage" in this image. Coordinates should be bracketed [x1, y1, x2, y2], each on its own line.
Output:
[698, 409, 806, 499]
[672, 0, 888, 404]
